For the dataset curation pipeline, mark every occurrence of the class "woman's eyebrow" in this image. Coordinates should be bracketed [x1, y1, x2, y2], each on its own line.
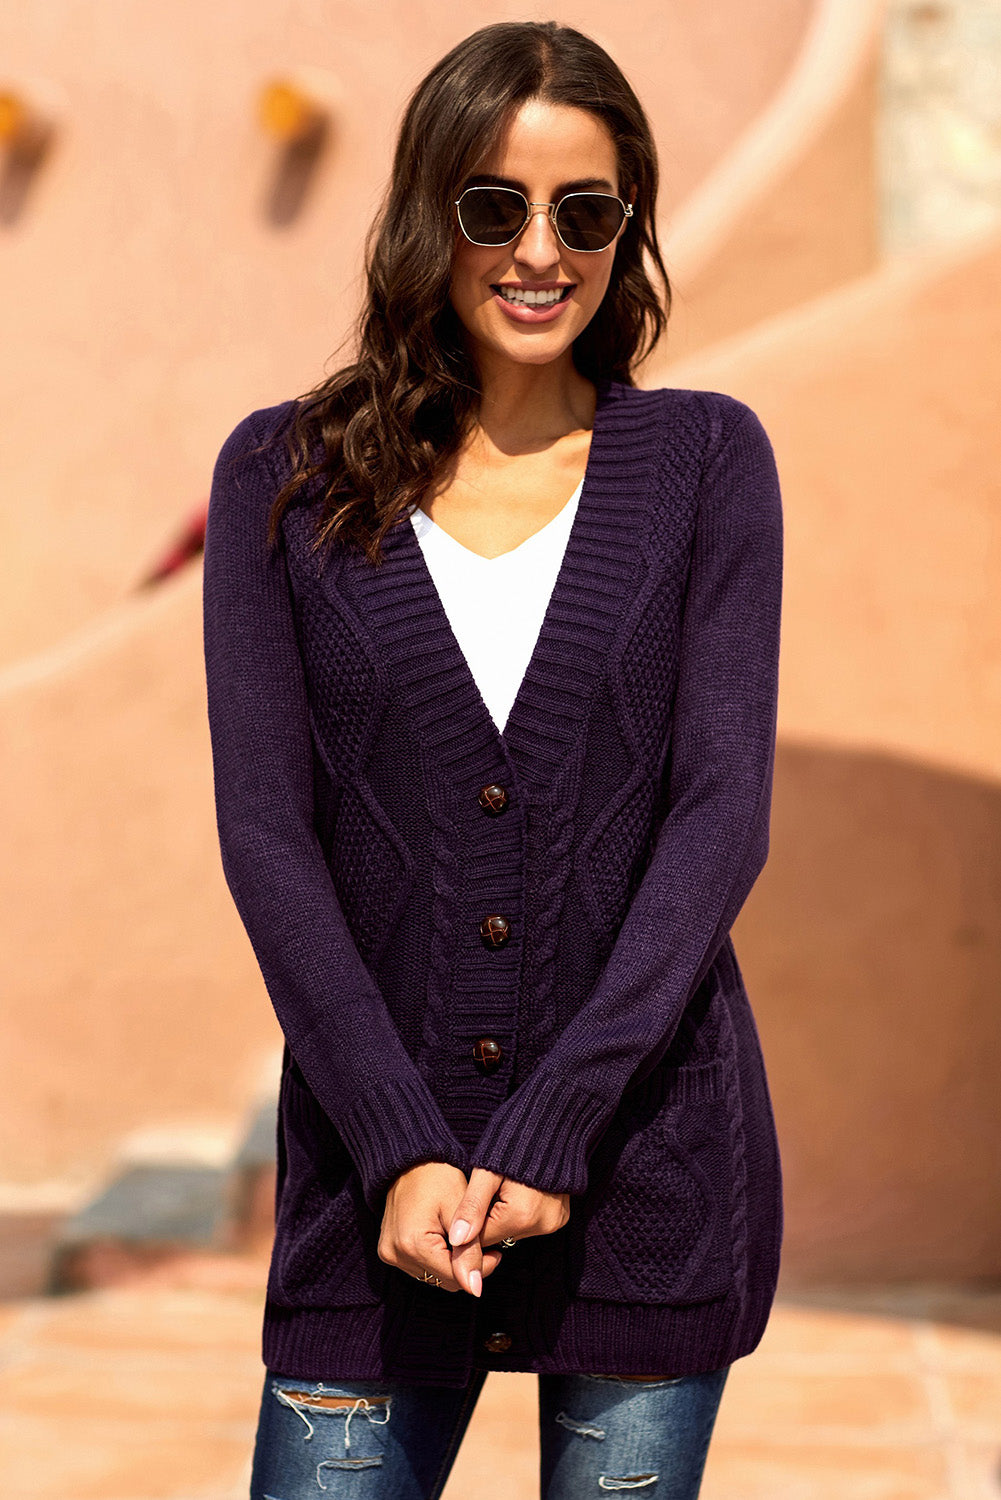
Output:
[463, 172, 618, 194]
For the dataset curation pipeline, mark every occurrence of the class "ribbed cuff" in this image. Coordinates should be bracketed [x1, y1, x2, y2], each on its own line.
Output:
[338, 1075, 470, 1213]
[468, 1073, 613, 1196]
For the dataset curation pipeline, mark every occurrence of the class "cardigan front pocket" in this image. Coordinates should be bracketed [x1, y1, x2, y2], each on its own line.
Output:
[569, 1051, 746, 1306]
[268, 1063, 388, 1308]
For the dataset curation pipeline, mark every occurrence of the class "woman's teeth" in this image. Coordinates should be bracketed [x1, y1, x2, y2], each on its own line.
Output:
[495, 286, 570, 305]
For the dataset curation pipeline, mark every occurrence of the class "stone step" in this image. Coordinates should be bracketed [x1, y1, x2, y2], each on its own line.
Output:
[35, 1098, 278, 1295]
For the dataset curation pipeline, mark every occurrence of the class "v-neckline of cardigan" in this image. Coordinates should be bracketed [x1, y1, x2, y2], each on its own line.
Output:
[342, 376, 666, 791]
[398, 378, 612, 753]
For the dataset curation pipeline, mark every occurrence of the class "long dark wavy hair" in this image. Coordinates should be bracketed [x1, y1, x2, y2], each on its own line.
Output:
[261, 20, 671, 567]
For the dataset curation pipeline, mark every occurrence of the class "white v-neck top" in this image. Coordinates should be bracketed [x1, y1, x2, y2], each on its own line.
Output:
[409, 478, 584, 733]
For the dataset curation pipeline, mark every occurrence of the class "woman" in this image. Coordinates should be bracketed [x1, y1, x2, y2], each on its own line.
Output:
[203, 19, 783, 1500]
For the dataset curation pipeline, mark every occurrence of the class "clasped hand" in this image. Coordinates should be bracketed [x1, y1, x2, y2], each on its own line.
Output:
[378, 1162, 569, 1296]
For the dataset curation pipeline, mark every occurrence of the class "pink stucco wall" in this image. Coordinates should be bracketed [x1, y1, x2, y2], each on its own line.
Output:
[6, 0, 998, 1288]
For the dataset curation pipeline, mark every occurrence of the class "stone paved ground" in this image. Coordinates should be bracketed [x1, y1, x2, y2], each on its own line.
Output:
[1, 1264, 1000, 1499]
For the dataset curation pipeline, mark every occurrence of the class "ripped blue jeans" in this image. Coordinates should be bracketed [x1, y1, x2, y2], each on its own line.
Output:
[249, 1364, 730, 1500]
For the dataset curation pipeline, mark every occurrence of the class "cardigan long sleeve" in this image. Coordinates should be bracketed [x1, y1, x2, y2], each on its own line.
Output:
[468, 404, 783, 1197]
[202, 413, 469, 1212]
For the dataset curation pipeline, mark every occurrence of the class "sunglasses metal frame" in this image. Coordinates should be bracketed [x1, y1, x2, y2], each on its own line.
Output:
[453, 186, 633, 253]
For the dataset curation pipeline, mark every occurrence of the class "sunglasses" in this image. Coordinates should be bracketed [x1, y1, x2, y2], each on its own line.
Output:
[454, 185, 633, 253]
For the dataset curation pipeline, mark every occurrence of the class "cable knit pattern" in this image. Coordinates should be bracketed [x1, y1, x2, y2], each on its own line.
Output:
[512, 757, 578, 1068]
[202, 378, 784, 1386]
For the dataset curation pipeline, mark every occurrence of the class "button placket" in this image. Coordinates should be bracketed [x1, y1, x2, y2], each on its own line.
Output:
[424, 759, 525, 1124]
[471, 776, 516, 1089]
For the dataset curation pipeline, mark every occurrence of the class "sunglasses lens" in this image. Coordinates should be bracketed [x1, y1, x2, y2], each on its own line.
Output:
[457, 187, 526, 245]
[555, 194, 625, 251]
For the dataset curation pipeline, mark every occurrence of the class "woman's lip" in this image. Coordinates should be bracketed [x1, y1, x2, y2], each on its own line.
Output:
[490, 287, 574, 323]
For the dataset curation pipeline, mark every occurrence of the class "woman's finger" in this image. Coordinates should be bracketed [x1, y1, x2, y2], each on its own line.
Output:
[447, 1167, 503, 1247]
[400, 1230, 462, 1292]
[451, 1219, 495, 1295]
[480, 1246, 504, 1278]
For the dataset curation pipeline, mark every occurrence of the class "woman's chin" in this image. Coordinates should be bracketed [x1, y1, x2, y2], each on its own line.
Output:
[471, 320, 583, 371]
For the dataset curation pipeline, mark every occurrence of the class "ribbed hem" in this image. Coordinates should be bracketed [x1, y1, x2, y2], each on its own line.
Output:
[522, 1288, 751, 1378]
[260, 1284, 775, 1387]
[263, 1303, 392, 1383]
[468, 1073, 612, 1195]
[338, 1075, 469, 1213]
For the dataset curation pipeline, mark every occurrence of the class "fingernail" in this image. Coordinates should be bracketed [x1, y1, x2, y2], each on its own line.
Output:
[470, 1269, 482, 1297]
[449, 1219, 471, 1246]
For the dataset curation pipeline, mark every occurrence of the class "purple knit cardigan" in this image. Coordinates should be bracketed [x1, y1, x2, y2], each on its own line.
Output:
[202, 378, 784, 1387]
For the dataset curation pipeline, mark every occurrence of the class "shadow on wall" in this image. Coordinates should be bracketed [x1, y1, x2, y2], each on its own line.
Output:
[743, 740, 1001, 1286]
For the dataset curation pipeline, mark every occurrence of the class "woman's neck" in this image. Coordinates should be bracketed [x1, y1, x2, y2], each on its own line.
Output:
[473, 355, 597, 455]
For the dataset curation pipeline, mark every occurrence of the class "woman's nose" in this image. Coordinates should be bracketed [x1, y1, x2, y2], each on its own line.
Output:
[513, 206, 561, 270]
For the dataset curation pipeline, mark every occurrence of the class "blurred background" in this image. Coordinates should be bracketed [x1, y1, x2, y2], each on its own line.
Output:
[2, 0, 1000, 1495]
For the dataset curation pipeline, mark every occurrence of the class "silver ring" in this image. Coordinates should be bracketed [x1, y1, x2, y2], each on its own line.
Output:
[500, 1238, 518, 1249]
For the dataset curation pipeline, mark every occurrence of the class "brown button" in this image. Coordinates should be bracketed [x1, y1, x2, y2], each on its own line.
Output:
[473, 1036, 503, 1073]
[479, 914, 510, 947]
[478, 783, 509, 815]
[483, 1331, 513, 1353]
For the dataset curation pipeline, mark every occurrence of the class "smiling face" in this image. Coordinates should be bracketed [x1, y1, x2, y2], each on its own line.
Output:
[449, 98, 633, 380]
